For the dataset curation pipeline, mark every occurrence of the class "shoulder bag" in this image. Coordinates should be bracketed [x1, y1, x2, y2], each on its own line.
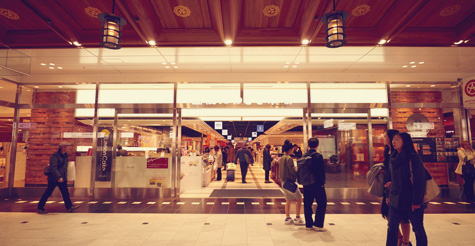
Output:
[283, 180, 298, 193]
[410, 159, 440, 203]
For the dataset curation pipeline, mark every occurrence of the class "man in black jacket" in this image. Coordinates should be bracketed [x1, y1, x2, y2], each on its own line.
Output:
[37, 142, 80, 214]
[302, 138, 327, 231]
[234, 143, 254, 183]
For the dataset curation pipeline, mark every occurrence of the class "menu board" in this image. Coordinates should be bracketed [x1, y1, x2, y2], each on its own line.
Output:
[413, 138, 437, 162]
[414, 138, 459, 163]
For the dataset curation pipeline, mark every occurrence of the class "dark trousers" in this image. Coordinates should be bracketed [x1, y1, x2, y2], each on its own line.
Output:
[38, 179, 72, 210]
[240, 162, 249, 182]
[303, 183, 327, 228]
[387, 206, 427, 246]
[265, 170, 270, 181]
[463, 175, 475, 201]
[217, 168, 222, 181]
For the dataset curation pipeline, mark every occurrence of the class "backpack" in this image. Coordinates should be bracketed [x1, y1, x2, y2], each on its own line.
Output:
[297, 153, 316, 186]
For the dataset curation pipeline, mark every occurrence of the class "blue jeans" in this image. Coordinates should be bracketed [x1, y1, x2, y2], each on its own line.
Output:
[387, 206, 428, 246]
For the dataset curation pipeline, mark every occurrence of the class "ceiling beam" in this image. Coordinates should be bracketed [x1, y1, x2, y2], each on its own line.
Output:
[221, 0, 243, 42]
[297, 0, 324, 42]
[375, 0, 431, 43]
[307, 0, 335, 44]
[20, 0, 79, 45]
[208, 0, 225, 43]
[456, 13, 475, 42]
[115, 0, 162, 45]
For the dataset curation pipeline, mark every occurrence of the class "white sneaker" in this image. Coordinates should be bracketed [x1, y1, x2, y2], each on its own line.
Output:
[284, 217, 294, 225]
[315, 227, 328, 232]
[293, 217, 305, 225]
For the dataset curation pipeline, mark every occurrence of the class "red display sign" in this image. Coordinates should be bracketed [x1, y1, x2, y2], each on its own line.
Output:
[147, 158, 169, 169]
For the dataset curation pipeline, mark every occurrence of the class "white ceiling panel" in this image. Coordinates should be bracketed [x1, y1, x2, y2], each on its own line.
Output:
[296, 55, 363, 64]
[86, 47, 161, 57]
[112, 66, 173, 73]
[157, 47, 230, 56]
[368, 47, 453, 55]
[300, 46, 375, 56]
[345, 64, 404, 73]
[15, 48, 95, 57]
[230, 64, 289, 72]
[29, 67, 68, 74]
[60, 65, 118, 74]
[422, 55, 475, 64]
[230, 55, 296, 64]
[288, 64, 349, 72]
[31, 56, 105, 65]
[175, 64, 231, 72]
[228, 47, 302, 56]
[164, 56, 230, 64]
[399, 64, 468, 73]
[356, 55, 427, 64]
[103, 56, 167, 65]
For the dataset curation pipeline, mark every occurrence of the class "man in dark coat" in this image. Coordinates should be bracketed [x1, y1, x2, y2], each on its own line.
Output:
[234, 143, 254, 183]
[37, 142, 80, 214]
[263, 144, 273, 183]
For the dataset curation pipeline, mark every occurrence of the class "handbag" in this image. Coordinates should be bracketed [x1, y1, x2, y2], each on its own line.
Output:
[67, 161, 76, 181]
[410, 160, 440, 203]
[282, 180, 298, 193]
[462, 157, 475, 178]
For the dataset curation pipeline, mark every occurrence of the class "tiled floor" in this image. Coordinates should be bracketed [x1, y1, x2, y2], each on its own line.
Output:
[1, 212, 474, 245]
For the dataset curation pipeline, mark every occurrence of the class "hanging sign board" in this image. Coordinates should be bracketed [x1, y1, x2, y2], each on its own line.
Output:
[96, 127, 113, 181]
[252, 132, 257, 137]
[248, 137, 252, 141]
[338, 122, 356, 131]
[463, 77, 475, 109]
[222, 129, 228, 135]
[257, 125, 264, 132]
[215, 122, 223, 130]
[120, 132, 134, 138]
[323, 119, 333, 129]
[227, 135, 232, 140]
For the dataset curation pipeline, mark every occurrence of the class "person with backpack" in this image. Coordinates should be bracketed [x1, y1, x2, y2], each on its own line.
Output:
[299, 137, 327, 231]
[234, 143, 254, 183]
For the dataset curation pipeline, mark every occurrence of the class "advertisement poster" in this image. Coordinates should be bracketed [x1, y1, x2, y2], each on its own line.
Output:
[462, 76, 475, 109]
[96, 127, 113, 181]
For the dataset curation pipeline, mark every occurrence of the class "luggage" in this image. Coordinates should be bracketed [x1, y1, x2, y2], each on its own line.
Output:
[226, 169, 235, 181]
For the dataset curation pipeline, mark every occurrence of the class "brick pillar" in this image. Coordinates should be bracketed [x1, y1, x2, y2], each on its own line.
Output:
[26, 91, 92, 185]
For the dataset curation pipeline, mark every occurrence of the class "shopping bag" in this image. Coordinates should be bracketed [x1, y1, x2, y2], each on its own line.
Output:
[67, 161, 76, 181]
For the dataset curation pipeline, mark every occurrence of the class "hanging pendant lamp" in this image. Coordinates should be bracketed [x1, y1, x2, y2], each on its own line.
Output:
[320, 0, 349, 48]
[98, 0, 127, 49]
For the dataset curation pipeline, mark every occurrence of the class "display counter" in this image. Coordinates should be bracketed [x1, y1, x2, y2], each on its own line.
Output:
[180, 156, 202, 192]
[75, 156, 171, 188]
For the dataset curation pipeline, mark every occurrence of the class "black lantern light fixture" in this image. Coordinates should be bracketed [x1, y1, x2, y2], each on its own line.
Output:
[98, 0, 127, 49]
[320, 0, 349, 48]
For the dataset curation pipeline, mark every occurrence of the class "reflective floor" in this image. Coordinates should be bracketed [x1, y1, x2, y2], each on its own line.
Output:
[1, 213, 474, 246]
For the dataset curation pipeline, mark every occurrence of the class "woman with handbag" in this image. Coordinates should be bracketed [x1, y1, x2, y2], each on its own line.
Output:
[382, 130, 411, 246]
[386, 133, 427, 246]
[455, 141, 475, 202]
[279, 142, 304, 225]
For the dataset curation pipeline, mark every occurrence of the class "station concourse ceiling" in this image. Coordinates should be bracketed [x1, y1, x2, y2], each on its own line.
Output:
[0, 0, 473, 48]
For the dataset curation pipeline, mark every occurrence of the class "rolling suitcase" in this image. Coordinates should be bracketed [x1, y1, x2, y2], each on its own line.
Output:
[226, 169, 235, 181]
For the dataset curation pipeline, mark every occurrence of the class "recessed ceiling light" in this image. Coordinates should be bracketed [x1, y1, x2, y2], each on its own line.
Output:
[411, 65, 416, 68]
[57, 67, 63, 69]
[173, 66, 178, 68]
[224, 39, 233, 45]
[165, 66, 170, 68]
[40, 63, 46, 66]
[409, 61, 415, 64]
[34, 86, 39, 88]
[0, 86, 3, 89]
[402, 65, 408, 68]
[284, 65, 289, 68]
[162, 62, 167, 65]
[49, 67, 54, 69]
[148, 40, 156, 46]
[171, 62, 176, 65]
[406, 85, 411, 87]
[454, 40, 463, 45]
[58, 86, 63, 88]
[301, 39, 310, 45]
[419, 62, 424, 64]
[464, 40, 469, 43]
[430, 85, 435, 87]
[73, 41, 81, 46]
[378, 39, 387, 45]
[292, 65, 297, 68]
